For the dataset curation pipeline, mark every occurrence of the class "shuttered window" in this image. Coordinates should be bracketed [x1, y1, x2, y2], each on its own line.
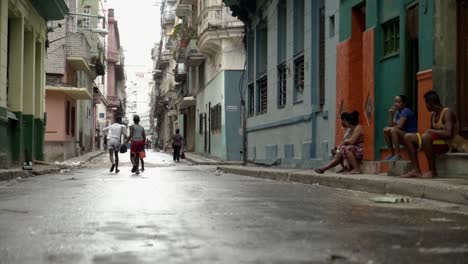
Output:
[294, 0, 305, 55]
[256, 22, 268, 77]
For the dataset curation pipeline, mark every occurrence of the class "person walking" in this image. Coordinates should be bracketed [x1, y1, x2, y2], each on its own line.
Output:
[126, 115, 146, 175]
[102, 117, 126, 174]
[172, 129, 184, 162]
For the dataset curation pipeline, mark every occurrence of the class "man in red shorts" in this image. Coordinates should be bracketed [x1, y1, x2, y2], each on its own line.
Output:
[402, 91, 458, 178]
[125, 115, 146, 175]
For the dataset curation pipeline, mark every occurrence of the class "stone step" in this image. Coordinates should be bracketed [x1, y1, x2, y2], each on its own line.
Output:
[436, 153, 468, 179]
[386, 160, 414, 176]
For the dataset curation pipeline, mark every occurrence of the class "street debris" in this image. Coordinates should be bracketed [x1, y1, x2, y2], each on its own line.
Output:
[370, 196, 410, 203]
[430, 217, 453, 223]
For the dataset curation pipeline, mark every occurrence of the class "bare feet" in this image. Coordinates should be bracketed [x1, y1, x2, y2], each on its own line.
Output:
[314, 168, 325, 174]
[421, 171, 437, 179]
[401, 169, 422, 178]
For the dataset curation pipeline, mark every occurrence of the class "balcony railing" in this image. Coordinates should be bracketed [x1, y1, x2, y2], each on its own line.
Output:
[175, 40, 188, 63]
[186, 39, 204, 67]
[198, 5, 242, 36]
[174, 63, 186, 82]
[162, 12, 176, 27]
[159, 49, 172, 68]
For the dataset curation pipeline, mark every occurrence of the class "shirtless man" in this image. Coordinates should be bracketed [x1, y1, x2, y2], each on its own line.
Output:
[402, 91, 458, 178]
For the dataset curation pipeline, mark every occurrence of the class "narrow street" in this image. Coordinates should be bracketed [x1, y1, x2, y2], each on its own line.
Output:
[0, 151, 467, 263]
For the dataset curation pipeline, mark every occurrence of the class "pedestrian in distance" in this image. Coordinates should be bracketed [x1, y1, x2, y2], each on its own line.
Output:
[102, 117, 126, 174]
[172, 129, 184, 162]
[402, 91, 461, 178]
[125, 115, 146, 175]
[314, 111, 364, 174]
[382, 95, 418, 162]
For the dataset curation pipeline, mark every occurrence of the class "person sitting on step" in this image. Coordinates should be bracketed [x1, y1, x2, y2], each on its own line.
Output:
[315, 111, 364, 175]
[382, 95, 418, 162]
[401, 90, 458, 178]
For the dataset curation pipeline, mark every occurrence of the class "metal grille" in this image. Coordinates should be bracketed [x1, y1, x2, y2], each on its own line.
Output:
[278, 64, 287, 108]
[210, 104, 222, 132]
[199, 113, 203, 134]
[257, 76, 268, 114]
[248, 83, 255, 117]
[294, 56, 304, 93]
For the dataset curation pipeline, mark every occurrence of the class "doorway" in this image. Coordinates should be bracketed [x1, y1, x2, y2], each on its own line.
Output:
[457, 0, 468, 139]
[406, 4, 419, 114]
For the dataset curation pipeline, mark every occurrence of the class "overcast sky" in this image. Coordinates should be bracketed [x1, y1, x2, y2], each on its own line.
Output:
[107, 0, 161, 74]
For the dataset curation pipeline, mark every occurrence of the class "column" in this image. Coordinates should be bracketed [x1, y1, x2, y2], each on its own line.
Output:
[34, 40, 44, 160]
[23, 30, 35, 162]
[8, 16, 24, 162]
[0, 0, 9, 166]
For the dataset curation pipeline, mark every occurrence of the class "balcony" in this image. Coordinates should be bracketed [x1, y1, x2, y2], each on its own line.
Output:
[197, 5, 244, 56]
[186, 39, 204, 67]
[108, 51, 119, 63]
[162, 12, 176, 27]
[159, 49, 172, 68]
[174, 63, 187, 82]
[175, 4, 191, 17]
[175, 40, 188, 63]
[107, 95, 120, 108]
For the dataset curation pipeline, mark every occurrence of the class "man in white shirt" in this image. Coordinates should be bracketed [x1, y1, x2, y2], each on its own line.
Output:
[102, 117, 126, 174]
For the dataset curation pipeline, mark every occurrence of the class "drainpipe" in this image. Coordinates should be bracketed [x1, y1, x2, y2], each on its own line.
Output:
[240, 26, 248, 166]
[310, 0, 319, 160]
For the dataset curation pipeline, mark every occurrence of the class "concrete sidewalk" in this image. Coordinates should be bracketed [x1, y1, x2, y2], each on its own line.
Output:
[0, 150, 106, 182]
[218, 165, 468, 206]
[183, 152, 243, 166]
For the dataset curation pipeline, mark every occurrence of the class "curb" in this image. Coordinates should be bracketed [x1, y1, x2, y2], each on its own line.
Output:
[217, 166, 468, 206]
[0, 151, 106, 182]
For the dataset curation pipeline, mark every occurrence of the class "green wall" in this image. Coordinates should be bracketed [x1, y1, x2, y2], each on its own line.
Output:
[340, 0, 434, 158]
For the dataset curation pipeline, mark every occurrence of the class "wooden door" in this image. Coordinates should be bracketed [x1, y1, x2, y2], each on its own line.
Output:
[458, 0, 468, 138]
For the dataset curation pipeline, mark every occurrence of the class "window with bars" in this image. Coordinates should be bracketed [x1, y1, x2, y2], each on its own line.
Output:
[383, 18, 400, 56]
[319, 6, 325, 108]
[257, 76, 268, 114]
[199, 113, 204, 134]
[210, 104, 222, 132]
[278, 63, 287, 108]
[294, 56, 305, 98]
[248, 83, 255, 117]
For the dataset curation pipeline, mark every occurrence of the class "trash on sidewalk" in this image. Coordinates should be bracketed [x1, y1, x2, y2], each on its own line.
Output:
[370, 196, 410, 203]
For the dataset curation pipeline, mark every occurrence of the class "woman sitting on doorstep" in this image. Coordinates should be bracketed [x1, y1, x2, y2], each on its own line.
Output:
[315, 111, 364, 175]
[383, 95, 418, 162]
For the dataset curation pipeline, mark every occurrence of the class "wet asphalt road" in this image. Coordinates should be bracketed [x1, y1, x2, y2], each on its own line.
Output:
[0, 151, 468, 264]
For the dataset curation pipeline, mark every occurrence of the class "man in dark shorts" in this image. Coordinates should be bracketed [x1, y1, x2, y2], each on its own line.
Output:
[402, 91, 458, 178]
